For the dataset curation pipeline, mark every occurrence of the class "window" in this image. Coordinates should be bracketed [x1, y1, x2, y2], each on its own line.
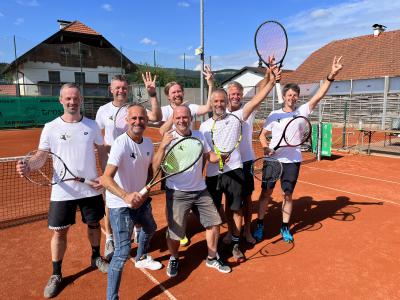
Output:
[60, 47, 71, 55]
[48, 71, 60, 83]
[74, 72, 85, 84]
[98, 74, 108, 84]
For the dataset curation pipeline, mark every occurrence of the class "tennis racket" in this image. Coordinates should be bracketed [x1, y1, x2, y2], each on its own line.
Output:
[138, 137, 203, 196]
[113, 100, 149, 138]
[273, 116, 312, 151]
[21, 149, 96, 186]
[211, 113, 242, 190]
[254, 20, 288, 104]
[251, 157, 283, 183]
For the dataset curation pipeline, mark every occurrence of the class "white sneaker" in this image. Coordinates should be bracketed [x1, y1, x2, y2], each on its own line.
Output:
[134, 255, 162, 270]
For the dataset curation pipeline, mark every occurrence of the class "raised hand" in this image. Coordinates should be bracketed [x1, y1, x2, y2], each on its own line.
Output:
[203, 65, 215, 86]
[142, 72, 157, 96]
[329, 56, 343, 79]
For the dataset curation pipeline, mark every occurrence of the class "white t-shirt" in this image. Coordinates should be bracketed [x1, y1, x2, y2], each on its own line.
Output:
[106, 134, 154, 208]
[161, 104, 199, 130]
[96, 101, 151, 145]
[165, 130, 210, 191]
[199, 117, 243, 177]
[264, 103, 311, 163]
[38, 117, 104, 201]
[95, 101, 120, 146]
[228, 107, 256, 162]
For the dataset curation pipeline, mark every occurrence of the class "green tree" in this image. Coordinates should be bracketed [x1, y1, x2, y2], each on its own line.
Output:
[127, 63, 176, 86]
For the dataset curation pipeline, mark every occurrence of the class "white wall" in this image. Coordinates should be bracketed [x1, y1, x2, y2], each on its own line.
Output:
[222, 71, 265, 97]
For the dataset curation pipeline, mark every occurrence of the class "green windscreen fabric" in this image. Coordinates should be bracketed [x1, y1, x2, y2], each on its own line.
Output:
[0, 97, 62, 128]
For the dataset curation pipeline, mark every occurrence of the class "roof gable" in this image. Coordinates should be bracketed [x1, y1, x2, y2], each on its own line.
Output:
[61, 21, 100, 36]
[285, 29, 400, 84]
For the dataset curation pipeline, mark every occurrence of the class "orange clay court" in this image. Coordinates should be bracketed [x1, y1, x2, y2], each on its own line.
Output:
[0, 128, 399, 300]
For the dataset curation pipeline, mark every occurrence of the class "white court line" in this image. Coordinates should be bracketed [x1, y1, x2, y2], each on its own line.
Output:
[303, 166, 400, 185]
[100, 228, 177, 300]
[298, 180, 400, 207]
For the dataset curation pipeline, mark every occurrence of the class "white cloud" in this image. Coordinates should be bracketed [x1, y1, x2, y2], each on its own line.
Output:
[14, 17, 24, 26]
[101, 4, 112, 11]
[179, 54, 195, 60]
[178, 1, 190, 8]
[310, 8, 331, 19]
[193, 64, 203, 71]
[140, 37, 157, 45]
[16, 0, 39, 6]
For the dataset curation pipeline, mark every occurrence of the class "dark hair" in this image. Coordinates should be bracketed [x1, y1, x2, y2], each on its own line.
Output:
[111, 74, 128, 84]
[282, 83, 300, 97]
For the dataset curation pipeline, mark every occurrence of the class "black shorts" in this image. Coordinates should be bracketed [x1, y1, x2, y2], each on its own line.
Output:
[206, 168, 244, 211]
[48, 195, 105, 230]
[261, 162, 301, 195]
[242, 160, 255, 196]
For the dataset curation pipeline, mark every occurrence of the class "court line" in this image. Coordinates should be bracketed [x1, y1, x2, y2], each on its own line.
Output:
[298, 180, 400, 207]
[303, 166, 400, 185]
[100, 228, 178, 300]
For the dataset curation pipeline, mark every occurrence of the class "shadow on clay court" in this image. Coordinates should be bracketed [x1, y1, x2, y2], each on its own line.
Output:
[56, 266, 95, 295]
[245, 196, 383, 261]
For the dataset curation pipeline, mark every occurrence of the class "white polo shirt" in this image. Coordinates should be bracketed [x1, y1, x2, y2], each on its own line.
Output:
[161, 104, 199, 130]
[165, 130, 210, 191]
[105, 134, 154, 208]
[264, 103, 311, 163]
[199, 117, 243, 177]
[38, 117, 103, 201]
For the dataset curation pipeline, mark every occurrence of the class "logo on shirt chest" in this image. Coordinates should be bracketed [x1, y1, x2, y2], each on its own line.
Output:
[108, 115, 114, 121]
[130, 152, 136, 159]
[60, 133, 71, 141]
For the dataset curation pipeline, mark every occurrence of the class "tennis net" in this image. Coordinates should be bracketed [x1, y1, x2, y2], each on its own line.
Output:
[0, 143, 163, 229]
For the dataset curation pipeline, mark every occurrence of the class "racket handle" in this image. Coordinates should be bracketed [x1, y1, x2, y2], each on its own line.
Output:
[275, 82, 284, 104]
[83, 179, 97, 185]
[139, 186, 149, 196]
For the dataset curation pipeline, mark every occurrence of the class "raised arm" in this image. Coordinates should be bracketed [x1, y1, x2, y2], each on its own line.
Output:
[196, 65, 214, 116]
[242, 57, 281, 121]
[308, 56, 343, 111]
[159, 114, 174, 136]
[143, 72, 162, 122]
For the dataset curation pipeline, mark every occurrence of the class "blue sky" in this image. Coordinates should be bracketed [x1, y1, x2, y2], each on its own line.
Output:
[1, 0, 400, 71]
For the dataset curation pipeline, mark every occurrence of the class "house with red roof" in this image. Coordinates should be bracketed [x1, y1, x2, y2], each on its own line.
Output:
[2, 20, 135, 96]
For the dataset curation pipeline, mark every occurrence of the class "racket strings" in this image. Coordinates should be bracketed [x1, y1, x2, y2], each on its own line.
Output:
[255, 23, 287, 63]
[23, 151, 64, 185]
[114, 105, 129, 136]
[161, 138, 203, 175]
[252, 158, 282, 182]
[212, 116, 241, 153]
[284, 118, 311, 146]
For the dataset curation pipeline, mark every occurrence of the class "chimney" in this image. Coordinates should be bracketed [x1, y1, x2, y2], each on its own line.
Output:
[57, 19, 72, 30]
[372, 24, 386, 37]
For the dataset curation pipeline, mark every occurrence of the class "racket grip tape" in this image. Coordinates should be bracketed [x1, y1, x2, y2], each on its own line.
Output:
[139, 186, 149, 196]
[275, 82, 284, 104]
[82, 178, 97, 186]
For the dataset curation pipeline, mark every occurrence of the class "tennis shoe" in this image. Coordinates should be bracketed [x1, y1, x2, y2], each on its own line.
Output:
[166, 257, 179, 277]
[206, 256, 231, 273]
[253, 224, 264, 242]
[91, 256, 109, 273]
[280, 226, 294, 243]
[44, 275, 62, 298]
[135, 255, 162, 270]
[104, 239, 114, 261]
[232, 244, 245, 262]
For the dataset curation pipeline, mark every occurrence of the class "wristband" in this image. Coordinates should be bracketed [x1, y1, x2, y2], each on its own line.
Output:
[327, 75, 335, 82]
[148, 91, 157, 97]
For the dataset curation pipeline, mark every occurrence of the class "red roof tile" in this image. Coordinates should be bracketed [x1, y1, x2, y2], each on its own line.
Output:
[0, 85, 17, 96]
[61, 21, 100, 36]
[284, 29, 400, 84]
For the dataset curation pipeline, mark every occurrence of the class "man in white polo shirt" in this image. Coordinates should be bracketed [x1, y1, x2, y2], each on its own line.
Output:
[101, 104, 162, 300]
[154, 105, 231, 278]
[96, 73, 161, 259]
[16, 83, 109, 299]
